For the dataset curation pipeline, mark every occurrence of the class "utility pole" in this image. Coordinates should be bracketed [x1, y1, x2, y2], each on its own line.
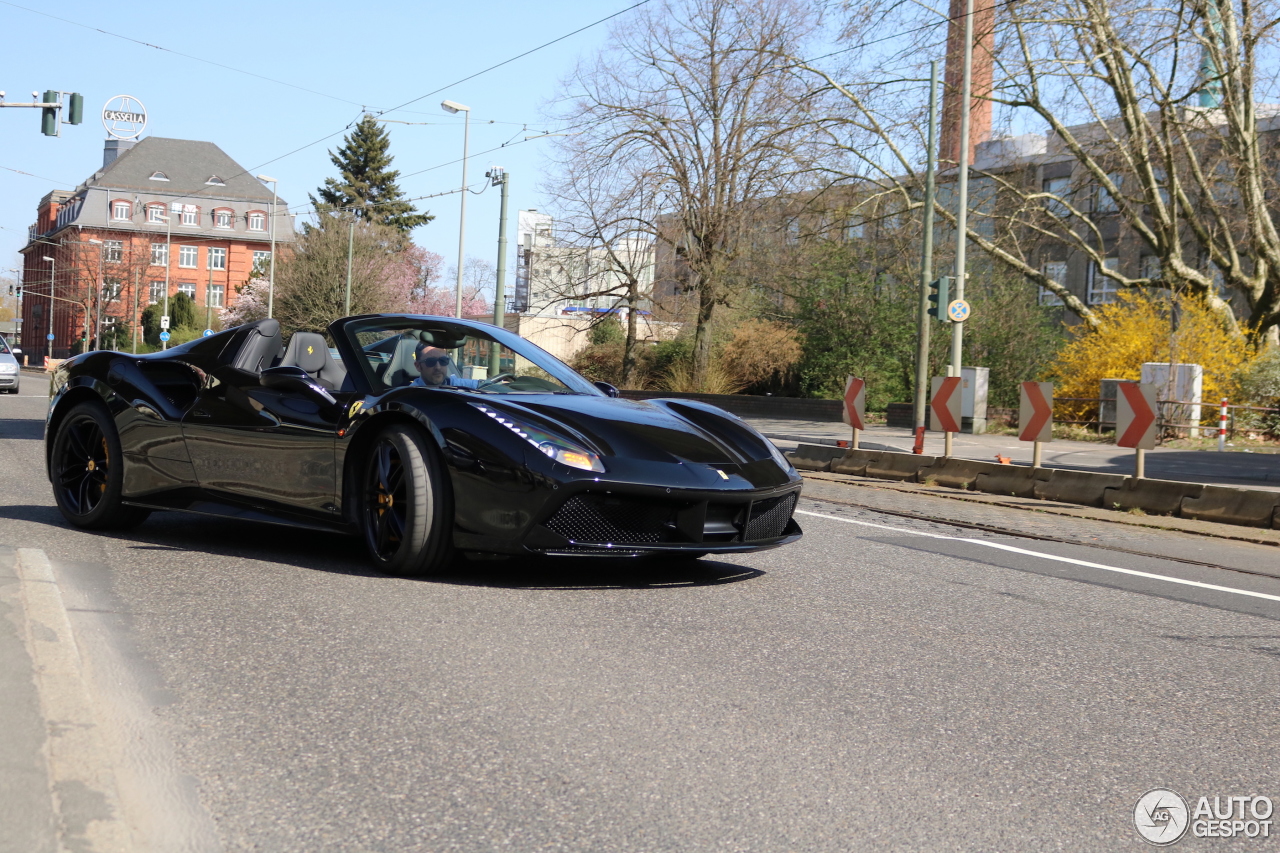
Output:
[487, 168, 510, 378]
[344, 217, 355, 317]
[951, 0, 976, 379]
[913, 62, 940, 455]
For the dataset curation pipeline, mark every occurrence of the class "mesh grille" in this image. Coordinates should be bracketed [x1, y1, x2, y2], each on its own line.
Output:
[544, 494, 674, 545]
[745, 493, 798, 541]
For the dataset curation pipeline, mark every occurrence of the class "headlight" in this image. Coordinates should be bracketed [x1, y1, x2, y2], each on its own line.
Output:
[767, 438, 796, 472]
[0, 363, 17, 374]
[473, 404, 605, 473]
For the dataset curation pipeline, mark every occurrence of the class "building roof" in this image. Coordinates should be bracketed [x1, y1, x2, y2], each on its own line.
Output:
[80, 137, 284, 205]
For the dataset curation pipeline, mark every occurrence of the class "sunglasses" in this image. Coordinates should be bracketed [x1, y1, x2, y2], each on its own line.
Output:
[417, 356, 451, 367]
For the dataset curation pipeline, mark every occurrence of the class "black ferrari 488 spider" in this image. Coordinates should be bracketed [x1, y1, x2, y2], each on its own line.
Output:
[45, 314, 802, 574]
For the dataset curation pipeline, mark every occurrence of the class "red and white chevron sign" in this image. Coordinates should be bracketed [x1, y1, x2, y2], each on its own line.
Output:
[842, 376, 866, 430]
[1115, 381, 1157, 449]
[1018, 381, 1053, 443]
[929, 376, 962, 433]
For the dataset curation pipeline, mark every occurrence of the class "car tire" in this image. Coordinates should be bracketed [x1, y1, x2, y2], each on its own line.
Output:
[361, 424, 454, 576]
[51, 401, 150, 530]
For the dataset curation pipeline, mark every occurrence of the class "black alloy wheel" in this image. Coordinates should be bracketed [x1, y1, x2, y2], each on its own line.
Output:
[51, 401, 150, 529]
[361, 424, 454, 576]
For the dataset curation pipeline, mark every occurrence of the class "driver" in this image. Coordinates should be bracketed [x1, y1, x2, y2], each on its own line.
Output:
[411, 342, 482, 388]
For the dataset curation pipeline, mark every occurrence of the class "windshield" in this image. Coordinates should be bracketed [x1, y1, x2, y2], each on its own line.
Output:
[337, 317, 603, 397]
[0, 335, 10, 355]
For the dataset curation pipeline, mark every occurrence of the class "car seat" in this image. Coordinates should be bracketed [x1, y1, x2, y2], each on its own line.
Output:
[279, 332, 348, 391]
[231, 319, 284, 373]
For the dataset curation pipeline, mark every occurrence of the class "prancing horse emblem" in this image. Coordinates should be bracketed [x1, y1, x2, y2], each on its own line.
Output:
[306, 345, 314, 355]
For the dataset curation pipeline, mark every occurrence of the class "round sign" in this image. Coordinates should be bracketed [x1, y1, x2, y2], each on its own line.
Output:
[947, 299, 971, 322]
[203, 328, 214, 337]
[158, 331, 171, 342]
[46, 333, 56, 341]
[101, 95, 148, 140]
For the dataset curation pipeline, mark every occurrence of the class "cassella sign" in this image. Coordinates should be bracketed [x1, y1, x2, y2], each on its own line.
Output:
[101, 95, 147, 140]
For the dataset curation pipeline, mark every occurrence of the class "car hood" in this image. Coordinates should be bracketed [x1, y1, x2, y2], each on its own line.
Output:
[494, 395, 778, 466]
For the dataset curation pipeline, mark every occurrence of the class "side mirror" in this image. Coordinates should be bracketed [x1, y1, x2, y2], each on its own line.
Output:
[260, 366, 337, 404]
[594, 381, 620, 398]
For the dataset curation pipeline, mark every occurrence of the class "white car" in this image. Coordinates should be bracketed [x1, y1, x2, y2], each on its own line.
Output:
[0, 333, 21, 394]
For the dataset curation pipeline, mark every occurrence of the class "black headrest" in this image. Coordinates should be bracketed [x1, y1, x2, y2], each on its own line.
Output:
[232, 319, 283, 373]
[284, 332, 330, 375]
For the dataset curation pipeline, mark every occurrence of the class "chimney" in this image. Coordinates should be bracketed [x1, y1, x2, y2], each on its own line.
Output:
[938, 0, 996, 166]
[103, 138, 138, 168]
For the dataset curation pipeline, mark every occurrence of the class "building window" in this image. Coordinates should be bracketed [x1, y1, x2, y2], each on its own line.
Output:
[177, 246, 197, 268]
[1039, 261, 1067, 306]
[844, 215, 864, 240]
[248, 212, 266, 231]
[103, 240, 123, 262]
[1141, 255, 1162, 281]
[252, 250, 271, 272]
[181, 206, 199, 227]
[1087, 257, 1120, 304]
[147, 205, 166, 224]
[214, 209, 233, 229]
[206, 175, 225, 186]
[101, 279, 123, 301]
[208, 284, 225, 308]
[178, 283, 196, 301]
[208, 247, 226, 270]
[1095, 174, 1122, 213]
[150, 243, 168, 266]
[1043, 177, 1071, 217]
[111, 201, 131, 221]
[148, 282, 166, 304]
[149, 171, 169, 181]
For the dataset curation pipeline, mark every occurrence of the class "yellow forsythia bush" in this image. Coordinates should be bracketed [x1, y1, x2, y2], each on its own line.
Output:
[1047, 292, 1252, 422]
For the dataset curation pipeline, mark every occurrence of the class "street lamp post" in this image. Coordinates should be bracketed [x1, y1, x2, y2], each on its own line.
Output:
[257, 175, 279, 319]
[42, 255, 54, 359]
[441, 100, 471, 319]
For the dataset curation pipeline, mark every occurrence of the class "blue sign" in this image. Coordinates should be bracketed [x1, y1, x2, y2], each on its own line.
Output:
[947, 299, 971, 323]
[159, 331, 171, 342]
[203, 328, 214, 337]
[47, 333, 56, 341]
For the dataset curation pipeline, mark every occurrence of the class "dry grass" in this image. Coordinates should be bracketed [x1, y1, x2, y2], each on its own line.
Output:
[660, 361, 748, 395]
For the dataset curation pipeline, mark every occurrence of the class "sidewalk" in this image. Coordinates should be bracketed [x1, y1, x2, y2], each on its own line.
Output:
[745, 417, 1280, 492]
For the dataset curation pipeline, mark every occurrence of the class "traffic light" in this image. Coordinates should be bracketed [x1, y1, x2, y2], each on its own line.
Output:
[927, 276, 951, 321]
[40, 90, 58, 136]
[67, 93, 83, 125]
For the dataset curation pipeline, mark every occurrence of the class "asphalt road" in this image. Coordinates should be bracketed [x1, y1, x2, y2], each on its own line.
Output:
[3, 390, 1280, 852]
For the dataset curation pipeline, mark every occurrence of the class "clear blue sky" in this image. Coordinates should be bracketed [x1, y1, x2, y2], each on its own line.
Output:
[0, 0, 637, 283]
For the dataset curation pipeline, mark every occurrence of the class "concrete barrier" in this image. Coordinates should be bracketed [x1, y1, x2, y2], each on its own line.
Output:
[975, 465, 1054, 498]
[787, 444, 845, 472]
[831, 449, 883, 476]
[921, 457, 1005, 489]
[1034, 469, 1129, 507]
[1179, 486, 1280, 528]
[865, 452, 937, 481]
[1103, 478, 1205, 515]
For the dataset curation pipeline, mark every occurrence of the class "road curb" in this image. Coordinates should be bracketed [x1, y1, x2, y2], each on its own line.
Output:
[790, 444, 1280, 533]
[15, 548, 133, 852]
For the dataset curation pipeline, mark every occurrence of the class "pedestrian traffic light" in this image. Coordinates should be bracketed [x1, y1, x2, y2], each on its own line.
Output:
[40, 90, 58, 136]
[67, 93, 83, 125]
[927, 276, 951, 321]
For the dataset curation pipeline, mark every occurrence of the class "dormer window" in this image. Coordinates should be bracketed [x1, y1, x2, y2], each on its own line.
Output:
[111, 200, 132, 221]
[205, 175, 225, 186]
[247, 211, 266, 231]
[213, 209, 233, 229]
[149, 171, 170, 181]
[147, 204, 167, 224]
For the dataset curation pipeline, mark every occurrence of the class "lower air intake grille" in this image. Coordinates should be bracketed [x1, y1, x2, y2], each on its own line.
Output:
[544, 495, 674, 544]
[745, 492, 797, 541]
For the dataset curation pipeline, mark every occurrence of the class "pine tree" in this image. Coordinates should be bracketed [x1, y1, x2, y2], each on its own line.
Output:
[310, 115, 433, 234]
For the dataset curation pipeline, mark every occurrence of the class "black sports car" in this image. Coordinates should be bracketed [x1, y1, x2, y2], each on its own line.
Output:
[45, 314, 802, 574]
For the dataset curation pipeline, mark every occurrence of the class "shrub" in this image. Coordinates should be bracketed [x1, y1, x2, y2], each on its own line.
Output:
[720, 318, 803, 394]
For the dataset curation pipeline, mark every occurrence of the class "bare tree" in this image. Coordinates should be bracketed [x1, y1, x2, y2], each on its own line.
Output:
[551, 0, 834, 386]
[544, 142, 665, 386]
[806, 0, 1280, 341]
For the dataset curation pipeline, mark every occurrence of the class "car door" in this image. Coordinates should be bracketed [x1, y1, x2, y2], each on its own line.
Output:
[180, 365, 342, 519]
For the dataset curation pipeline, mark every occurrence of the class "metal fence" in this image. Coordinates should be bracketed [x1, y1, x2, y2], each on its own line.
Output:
[1051, 397, 1279, 440]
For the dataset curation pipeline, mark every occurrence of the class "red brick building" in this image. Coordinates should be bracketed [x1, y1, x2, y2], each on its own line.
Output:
[20, 137, 294, 359]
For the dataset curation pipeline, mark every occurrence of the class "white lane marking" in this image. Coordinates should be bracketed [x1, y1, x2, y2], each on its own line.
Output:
[796, 508, 1280, 604]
